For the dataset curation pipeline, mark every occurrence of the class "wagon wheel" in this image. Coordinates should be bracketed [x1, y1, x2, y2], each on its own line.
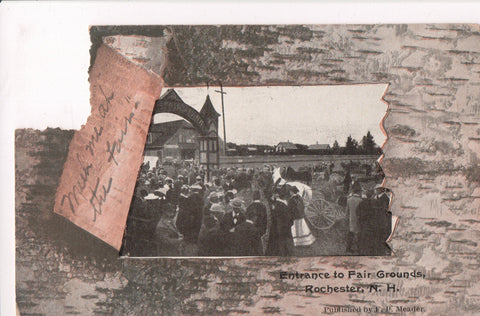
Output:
[305, 198, 343, 231]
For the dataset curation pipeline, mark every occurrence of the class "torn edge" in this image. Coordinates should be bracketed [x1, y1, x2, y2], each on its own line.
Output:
[378, 82, 398, 254]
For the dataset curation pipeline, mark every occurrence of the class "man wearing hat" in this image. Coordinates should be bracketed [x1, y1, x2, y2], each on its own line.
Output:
[187, 185, 204, 244]
[216, 198, 245, 256]
[357, 189, 381, 255]
[194, 175, 205, 192]
[211, 176, 223, 192]
[373, 184, 392, 255]
[346, 181, 363, 253]
[209, 203, 226, 221]
[176, 185, 202, 247]
[232, 206, 264, 256]
[155, 203, 182, 256]
[265, 186, 295, 256]
[223, 190, 235, 212]
[164, 177, 173, 189]
[223, 177, 234, 192]
[221, 198, 246, 233]
[246, 191, 268, 237]
[374, 184, 390, 211]
[168, 175, 185, 206]
[175, 186, 191, 238]
[164, 177, 175, 205]
[197, 214, 223, 256]
[204, 192, 221, 217]
[176, 174, 185, 185]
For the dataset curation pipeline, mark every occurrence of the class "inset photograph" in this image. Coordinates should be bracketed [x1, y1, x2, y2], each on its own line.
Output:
[121, 85, 391, 257]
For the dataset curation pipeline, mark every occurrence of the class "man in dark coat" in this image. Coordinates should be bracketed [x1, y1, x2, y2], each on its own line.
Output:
[373, 185, 392, 255]
[188, 188, 204, 243]
[197, 215, 225, 256]
[193, 176, 206, 194]
[223, 191, 235, 211]
[343, 169, 352, 194]
[176, 185, 203, 245]
[232, 207, 264, 256]
[170, 175, 185, 206]
[155, 203, 182, 256]
[357, 190, 382, 255]
[246, 190, 268, 236]
[220, 198, 246, 233]
[287, 186, 305, 220]
[266, 187, 295, 256]
[123, 188, 151, 256]
[175, 186, 191, 234]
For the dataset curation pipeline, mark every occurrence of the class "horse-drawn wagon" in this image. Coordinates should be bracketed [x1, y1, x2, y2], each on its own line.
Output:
[273, 167, 345, 231]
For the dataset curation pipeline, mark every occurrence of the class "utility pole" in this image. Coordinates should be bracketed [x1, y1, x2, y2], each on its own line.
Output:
[215, 82, 227, 156]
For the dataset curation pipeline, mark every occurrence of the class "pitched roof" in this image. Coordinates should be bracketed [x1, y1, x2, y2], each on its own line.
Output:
[277, 142, 298, 150]
[308, 143, 330, 150]
[200, 95, 220, 119]
[148, 120, 195, 147]
[157, 89, 186, 105]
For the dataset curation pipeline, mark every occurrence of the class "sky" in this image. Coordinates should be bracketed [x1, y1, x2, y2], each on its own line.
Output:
[154, 84, 389, 147]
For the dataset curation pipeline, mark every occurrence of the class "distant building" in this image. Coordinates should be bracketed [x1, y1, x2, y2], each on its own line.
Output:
[144, 120, 200, 162]
[307, 143, 331, 155]
[276, 141, 298, 153]
[225, 144, 274, 156]
[308, 143, 331, 151]
[258, 145, 275, 154]
[226, 147, 238, 155]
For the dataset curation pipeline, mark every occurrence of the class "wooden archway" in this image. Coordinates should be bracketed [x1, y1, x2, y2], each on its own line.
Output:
[153, 89, 209, 135]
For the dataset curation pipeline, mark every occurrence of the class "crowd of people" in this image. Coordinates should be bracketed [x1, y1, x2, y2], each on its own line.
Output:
[121, 160, 391, 257]
[123, 163, 282, 256]
[344, 182, 392, 255]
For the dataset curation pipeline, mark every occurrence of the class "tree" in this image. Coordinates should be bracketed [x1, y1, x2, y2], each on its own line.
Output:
[361, 131, 377, 155]
[332, 140, 340, 154]
[226, 142, 237, 149]
[345, 135, 358, 155]
[295, 144, 309, 154]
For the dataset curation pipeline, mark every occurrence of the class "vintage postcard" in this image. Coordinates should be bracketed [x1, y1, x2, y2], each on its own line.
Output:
[12, 20, 480, 315]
